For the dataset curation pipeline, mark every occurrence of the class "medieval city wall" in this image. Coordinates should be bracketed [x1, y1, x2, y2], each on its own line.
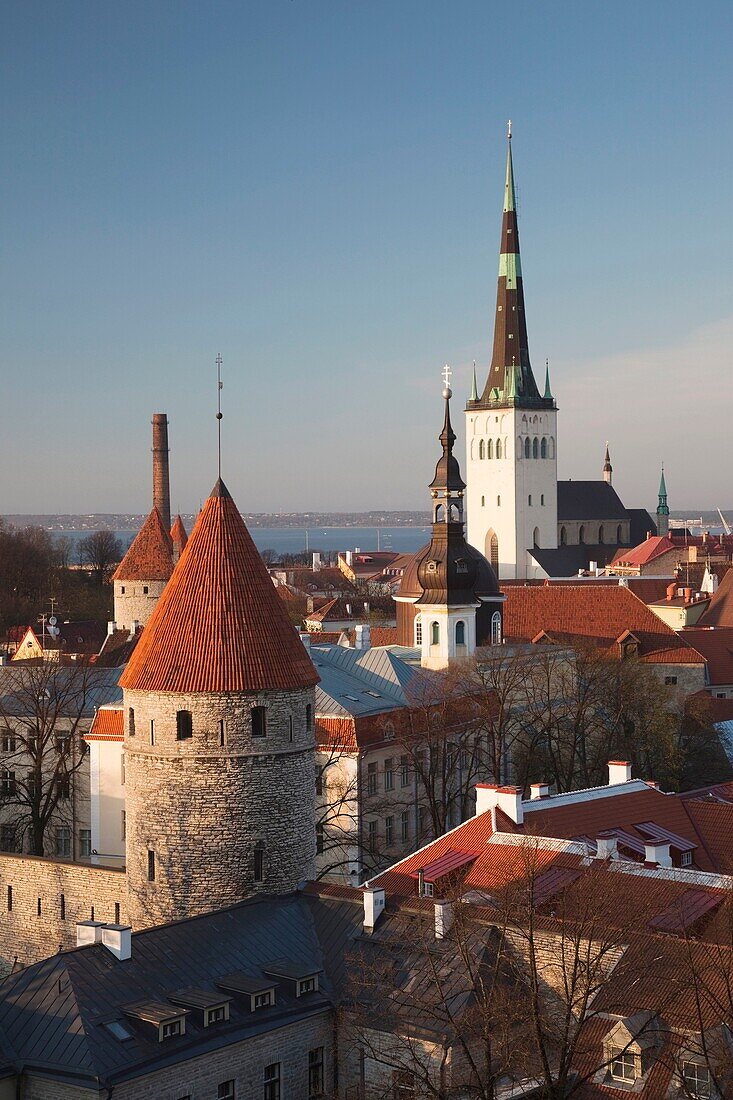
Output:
[0, 852, 127, 970]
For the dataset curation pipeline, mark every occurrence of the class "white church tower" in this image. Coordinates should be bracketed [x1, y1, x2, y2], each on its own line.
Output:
[465, 126, 558, 579]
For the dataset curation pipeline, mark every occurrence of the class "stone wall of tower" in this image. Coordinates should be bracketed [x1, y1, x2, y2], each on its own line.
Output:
[123, 686, 316, 928]
[113, 579, 167, 631]
[466, 405, 558, 579]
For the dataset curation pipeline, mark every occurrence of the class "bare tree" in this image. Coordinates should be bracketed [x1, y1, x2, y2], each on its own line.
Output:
[79, 529, 121, 585]
[0, 662, 92, 856]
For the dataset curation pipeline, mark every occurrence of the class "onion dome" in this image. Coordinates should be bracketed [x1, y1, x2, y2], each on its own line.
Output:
[120, 479, 319, 693]
[112, 507, 173, 582]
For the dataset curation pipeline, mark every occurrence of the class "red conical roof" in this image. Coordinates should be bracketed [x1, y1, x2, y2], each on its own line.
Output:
[112, 507, 174, 582]
[120, 479, 319, 694]
[170, 514, 188, 550]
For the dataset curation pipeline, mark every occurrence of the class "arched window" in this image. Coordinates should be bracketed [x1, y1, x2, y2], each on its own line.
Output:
[617, 524, 623, 544]
[532, 437, 539, 459]
[540, 494, 545, 506]
[541, 437, 547, 459]
[415, 616, 422, 646]
[435, 504, 445, 522]
[497, 495, 501, 506]
[449, 503, 460, 521]
[455, 621, 466, 646]
[487, 438, 493, 459]
[431, 621, 440, 646]
[528, 494, 532, 506]
[599, 525, 605, 544]
[560, 526, 567, 545]
[524, 437, 531, 459]
[579, 526, 585, 545]
[481, 495, 485, 507]
[486, 531, 499, 572]
[491, 611, 502, 646]
[549, 436, 555, 459]
[478, 439, 485, 460]
[496, 439, 502, 459]
[533, 527, 540, 547]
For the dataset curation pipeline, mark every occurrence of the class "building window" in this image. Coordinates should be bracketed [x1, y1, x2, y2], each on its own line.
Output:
[491, 611, 502, 646]
[128, 708, 135, 736]
[254, 844, 265, 883]
[481, 494, 485, 506]
[219, 719, 226, 746]
[524, 437, 531, 458]
[532, 436, 539, 459]
[176, 710, 193, 740]
[681, 1061, 711, 1098]
[384, 758, 394, 790]
[37, 896, 42, 916]
[617, 523, 623, 543]
[496, 439, 503, 459]
[414, 616, 422, 646]
[206, 1005, 228, 1026]
[384, 720, 395, 742]
[609, 1048, 637, 1083]
[161, 1019, 182, 1039]
[579, 525, 585, 545]
[1, 732, 15, 753]
[79, 829, 91, 858]
[6, 886, 11, 911]
[316, 823, 324, 854]
[598, 525, 605, 544]
[60, 893, 66, 919]
[385, 815, 394, 846]
[368, 820, 378, 853]
[115, 902, 120, 923]
[143, 585, 149, 595]
[218, 1081, 235, 1100]
[681, 850, 693, 866]
[455, 620, 466, 646]
[264, 1062, 280, 1100]
[478, 439, 485, 460]
[487, 438, 494, 459]
[497, 495, 501, 506]
[528, 494, 532, 506]
[149, 719, 155, 746]
[254, 991, 273, 1009]
[147, 849, 155, 882]
[431, 621, 440, 646]
[400, 755, 409, 787]
[560, 526, 567, 545]
[367, 761, 378, 795]
[55, 827, 71, 858]
[0, 825, 15, 853]
[120, 586, 125, 594]
[288, 715, 294, 742]
[540, 493, 545, 505]
[1, 770, 16, 796]
[305, 704, 313, 732]
[251, 706, 267, 738]
[533, 527, 540, 548]
[56, 777, 70, 800]
[665, 676, 678, 685]
[401, 810, 409, 843]
[309, 1046, 325, 1098]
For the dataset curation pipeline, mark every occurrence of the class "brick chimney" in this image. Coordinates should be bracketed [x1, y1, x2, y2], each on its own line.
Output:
[152, 413, 171, 533]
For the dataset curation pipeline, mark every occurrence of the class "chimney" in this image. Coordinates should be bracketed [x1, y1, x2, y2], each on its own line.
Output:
[355, 624, 371, 651]
[683, 587, 693, 603]
[102, 924, 132, 961]
[595, 836, 619, 860]
[312, 552, 321, 572]
[475, 783, 524, 824]
[666, 583, 676, 601]
[345, 550, 353, 567]
[76, 920, 105, 947]
[589, 560, 598, 575]
[362, 884, 385, 932]
[644, 842, 672, 868]
[129, 620, 139, 638]
[107, 621, 117, 635]
[608, 760, 632, 785]
[299, 632, 311, 653]
[434, 899, 453, 940]
[530, 782, 551, 800]
[152, 413, 171, 533]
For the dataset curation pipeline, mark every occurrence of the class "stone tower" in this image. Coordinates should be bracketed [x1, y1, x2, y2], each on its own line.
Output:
[112, 507, 174, 631]
[465, 127, 558, 579]
[657, 466, 670, 537]
[603, 443, 613, 485]
[119, 478, 319, 928]
[396, 378, 503, 664]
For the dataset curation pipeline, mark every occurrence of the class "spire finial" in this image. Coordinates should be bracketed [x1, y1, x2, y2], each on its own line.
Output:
[442, 363, 452, 399]
[470, 360, 478, 402]
[215, 353, 223, 479]
[507, 119, 512, 140]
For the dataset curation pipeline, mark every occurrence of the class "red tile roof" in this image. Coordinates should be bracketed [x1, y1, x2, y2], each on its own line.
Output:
[610, 535, 677, 567]
[501, 584, 705, 664]
[120, 480, 320, 694]
[87, 707, 124, 741]
[679, 627, 733, 684]
[112, 507, 173, 582]
[170, 515, 188, 552]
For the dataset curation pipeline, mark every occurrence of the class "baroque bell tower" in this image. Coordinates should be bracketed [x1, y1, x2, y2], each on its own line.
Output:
[465, 124, 558, 579]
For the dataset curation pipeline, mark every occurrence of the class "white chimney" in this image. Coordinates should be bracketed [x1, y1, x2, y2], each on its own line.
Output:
[645, 842, 672, 868]
[107, 621, 117, 636]
[589, 560, 598, 575]
[76, 920, 106, 947]
[299, 632, 311, 652]
[312, 552, 321, 572]
[102, 924, 132, 961]
[355, 624, 371, 651]
[608, 760, 632, 785]
[434, 899, 453, 940]
[595, 836, 619, 860]
[345, 550, 353, 567]
[475, 783, 524, 824]
[130, 620, 140, 637]
[363, 885, 385, 932]
[530, 782, 551, 800]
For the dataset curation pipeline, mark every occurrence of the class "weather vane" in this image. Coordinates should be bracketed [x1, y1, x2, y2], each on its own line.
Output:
[216, 353, 223, 478]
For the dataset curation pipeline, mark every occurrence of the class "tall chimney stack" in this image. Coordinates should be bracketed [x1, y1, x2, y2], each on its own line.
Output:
[152, 413, 171, 533]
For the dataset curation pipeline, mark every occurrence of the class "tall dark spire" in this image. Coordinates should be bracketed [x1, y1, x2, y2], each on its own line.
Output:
[603, 442, 613, 485]
[471, 125, 550, 409]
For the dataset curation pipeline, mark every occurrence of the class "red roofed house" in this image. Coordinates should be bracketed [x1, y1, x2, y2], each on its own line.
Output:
[610, 535, 681, 577]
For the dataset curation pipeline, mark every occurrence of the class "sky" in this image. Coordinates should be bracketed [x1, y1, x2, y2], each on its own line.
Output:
[2, 0, 733, 515]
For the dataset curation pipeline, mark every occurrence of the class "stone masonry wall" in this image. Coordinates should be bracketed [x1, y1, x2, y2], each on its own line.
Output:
[0, 853, 127, 970]
[124, 686, 317, 928]
[113, 579, 166, 631]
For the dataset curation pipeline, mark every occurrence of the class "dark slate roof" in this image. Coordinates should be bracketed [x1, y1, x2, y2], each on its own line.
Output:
[528, 544, 620, 578]
[557, 480, 628, 521]
[628, 508, 658, 545]
[0, 890, 363, 1088]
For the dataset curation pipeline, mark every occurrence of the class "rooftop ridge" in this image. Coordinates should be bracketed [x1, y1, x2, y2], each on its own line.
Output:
[522, 779, 652, 812]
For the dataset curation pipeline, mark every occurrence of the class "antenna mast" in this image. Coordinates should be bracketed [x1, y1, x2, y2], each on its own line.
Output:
[215, 353, 223, 478]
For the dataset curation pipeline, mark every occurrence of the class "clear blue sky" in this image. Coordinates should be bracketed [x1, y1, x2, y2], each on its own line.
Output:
[2, 1, 733, 515]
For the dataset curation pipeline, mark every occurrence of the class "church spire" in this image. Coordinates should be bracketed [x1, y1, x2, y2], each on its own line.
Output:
[603, 442, 613, 485]
[657, 465, 669, 537]
[474, 124, 548, 408]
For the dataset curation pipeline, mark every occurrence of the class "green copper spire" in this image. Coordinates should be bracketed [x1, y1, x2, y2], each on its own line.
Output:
[470, 360, 478, 402]
[543, 358, 552, 399]
[504, 120, 517, 214]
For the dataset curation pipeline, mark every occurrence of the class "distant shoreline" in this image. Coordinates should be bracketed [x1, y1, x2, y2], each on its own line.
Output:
[2, 512, 433, 533]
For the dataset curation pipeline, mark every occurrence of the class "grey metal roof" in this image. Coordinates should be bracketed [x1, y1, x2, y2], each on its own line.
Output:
[0, 890, 363, 1088]
[0, 667, 122, 718]
[312, 644, 423, 717]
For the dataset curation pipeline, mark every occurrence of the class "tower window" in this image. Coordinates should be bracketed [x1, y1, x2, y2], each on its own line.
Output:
[288, 716, 293, 742]
[481, 495, 485, 507]
[599, 525, 605, 544]
[532, 437, 539, 459]
[524, 437, 530, 458]
[251, 706, 267, 738]
[491, 612, 502, 646]
[254, 844, 265, 883]
[528, 495, 532, 506]
[560, 526, 567, 546]
[415, 617, 422, 646]
[478, 439, 485, 460]
[431, 621, 440, 646]
[496, 439, 502, 459]
[540, 494, 545, 505]
[143, 585, 149, 595]
[120, 586, 125, 594]
[617, 524, 623, 544]
[487, 438, 493, 460]
[176, 710, 193, 740]
[540, 437, 547, 459]
[497, 495, 501, 506]
[147, 850, 155, 882]
[149, 720, 155, 746]
[455, 621, 466, 646]
[579, 526, 585, 545]
[219, 719, 225, 746]
[128, 708, 135, 737]
[306, 704, 313, 732]
[533, 527, 540, 547]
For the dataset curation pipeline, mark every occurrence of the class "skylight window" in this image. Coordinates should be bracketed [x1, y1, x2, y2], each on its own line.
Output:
[105, 1020, 134, 1041]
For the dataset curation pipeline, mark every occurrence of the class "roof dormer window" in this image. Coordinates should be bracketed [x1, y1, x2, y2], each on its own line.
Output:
[262, 960, 322, 998]
[123, 1001, 188, 1043]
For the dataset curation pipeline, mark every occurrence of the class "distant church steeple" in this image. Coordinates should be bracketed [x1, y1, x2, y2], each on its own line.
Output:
[603, 442, 613, 485]
[657, 465, 669, 537]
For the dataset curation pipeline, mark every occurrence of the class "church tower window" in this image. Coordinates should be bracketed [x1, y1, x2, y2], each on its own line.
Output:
[541, 437, 547, 459]
[491, 612, 502, 645]
[415, 617, 422, 646]
[253, 844, 265, 883]
[579, 526, 585, 544]
[487, 438, 494, 459]
[617, 524, 623, 544]
[431, 621, 440, 646]
[496, 439, 503, 459]
[560, 526, 567, 545]
[479, 439, 485, 460]
[532, 437, 539, 459]
[524, 437, 531, 458]
[599, 526, 605, 544]
[533, 527, 540, 547]
[455, 621, 466, 646]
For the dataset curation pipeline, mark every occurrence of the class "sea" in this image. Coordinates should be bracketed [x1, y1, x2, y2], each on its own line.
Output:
[60, 526, 431, 558]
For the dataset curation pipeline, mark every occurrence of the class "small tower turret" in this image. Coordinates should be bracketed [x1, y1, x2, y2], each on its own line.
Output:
[603, 442, 613, 485]
[657, 465, 670, 537]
